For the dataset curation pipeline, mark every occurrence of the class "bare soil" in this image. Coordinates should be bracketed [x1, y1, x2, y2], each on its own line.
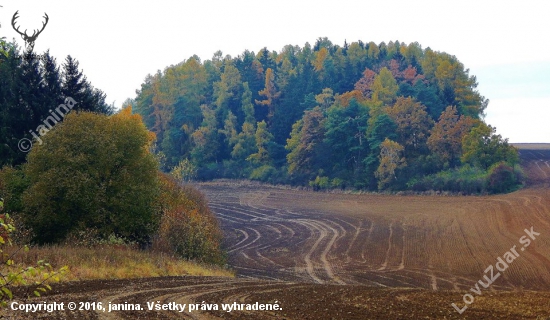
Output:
[4, 147, 550, 319]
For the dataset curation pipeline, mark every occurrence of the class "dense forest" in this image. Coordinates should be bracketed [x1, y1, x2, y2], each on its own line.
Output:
[0, 44, 113, 166]
[130, 38, 520, 193]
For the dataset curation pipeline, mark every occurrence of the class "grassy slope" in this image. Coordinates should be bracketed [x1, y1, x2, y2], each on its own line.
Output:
[4, 244, 233, 283]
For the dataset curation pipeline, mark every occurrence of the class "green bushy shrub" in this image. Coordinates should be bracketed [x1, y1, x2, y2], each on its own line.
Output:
[249, 165, 277, 182]
[309, 176, 330, 190]
[409, 163, 522, 194]
[487, 162, 523, 194]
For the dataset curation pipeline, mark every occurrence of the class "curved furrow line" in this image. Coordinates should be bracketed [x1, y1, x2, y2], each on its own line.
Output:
[254, 247, 286, 269]
[273, 222, 296, 238]
[358, 272, 416, 288]
[374, 271, 423, 288]
[242, 191, 271, 210]
[309, 219, 346, 284]
[209, 203, 273, 221]
[430, 270, 438, 291]
[378, 221, 394, 271]
[226, 228, 249, 251]
[344, 220, 363, 263]
[398, 228, 406, 270]
[212, 201, 278, 215]
[535, 160, 548, 177]
[240, 252, 256, 263]
[316, 218, 349, 266]
[233, 226, 287, 269]
[485, 197, 514, 207]
[322, 218, 353, 282]
[265, 224, 282, 237]
[350, 273, 389, 287]
[278, 208, 308, 218]
[324, 217, 349, 238]
[228, 227, 262, 253]
[233, 222, 309, 278]
[214, 210, 243, 222]
[232, 266, 287, 280]
[405, 268, 474, 287]
[216, 203, 300, 223]
[293, 219, 326, 284]
[361, 220, 375, 264]
[396, 269, 458, 290]
[255, 251, 286, 271]
[260, 224, 285, 247]
[331, 216, 360, 229]
[214, 212, 248, 223]
[485, 196, 533, 260]
[411, 270, 465, 289]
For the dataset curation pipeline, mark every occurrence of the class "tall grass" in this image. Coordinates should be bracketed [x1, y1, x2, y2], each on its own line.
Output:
[3, 244, 234, 282]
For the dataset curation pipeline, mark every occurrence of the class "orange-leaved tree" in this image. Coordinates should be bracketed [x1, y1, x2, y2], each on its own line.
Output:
[155, 174, 224, 265]
[385, 97, 434, 156]
[427, 105, 478, 167]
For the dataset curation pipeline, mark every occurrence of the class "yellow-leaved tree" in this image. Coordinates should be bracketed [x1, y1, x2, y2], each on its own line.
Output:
[461, 122, 519, 170]
[375, 138, 407, 190]
[255, 68, 281, 121]
[371, 67, 398, 105]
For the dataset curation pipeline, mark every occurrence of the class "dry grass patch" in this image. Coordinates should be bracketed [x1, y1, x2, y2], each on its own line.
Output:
[3, 244, 234, 283]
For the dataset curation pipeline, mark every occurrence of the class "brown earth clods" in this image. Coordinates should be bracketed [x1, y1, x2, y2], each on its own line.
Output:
[3, 147, 550, 319]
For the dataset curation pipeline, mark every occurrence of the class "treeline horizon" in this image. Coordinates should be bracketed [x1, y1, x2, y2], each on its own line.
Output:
[129, 38, 520, 193]
[1, 37, 519, 193]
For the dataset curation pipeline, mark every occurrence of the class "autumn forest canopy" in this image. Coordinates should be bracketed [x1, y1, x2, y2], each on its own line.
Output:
[0, 38, 521, 194]
[130, 38, 520, 193]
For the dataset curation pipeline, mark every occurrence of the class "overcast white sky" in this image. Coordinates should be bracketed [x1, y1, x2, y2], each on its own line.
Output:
[1, 0, 548, 142]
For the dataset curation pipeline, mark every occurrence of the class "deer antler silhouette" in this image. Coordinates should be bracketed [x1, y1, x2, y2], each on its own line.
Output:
[11, 10, 49, 51]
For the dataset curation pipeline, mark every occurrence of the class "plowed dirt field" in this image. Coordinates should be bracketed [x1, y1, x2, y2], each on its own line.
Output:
[4, 146, 550, 319]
